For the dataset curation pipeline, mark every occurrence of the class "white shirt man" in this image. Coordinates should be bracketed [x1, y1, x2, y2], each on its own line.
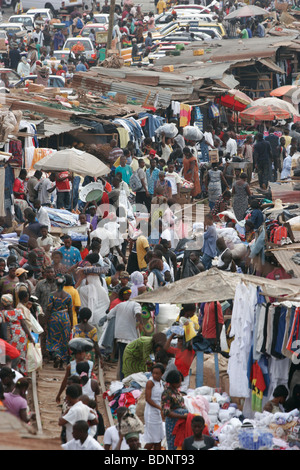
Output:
[63, 401, 97, 443]
[103, 425, 130, 450]
[225, 138, 237, 157]
[35, 177, 55, 206]
[62, 434, 104, 450]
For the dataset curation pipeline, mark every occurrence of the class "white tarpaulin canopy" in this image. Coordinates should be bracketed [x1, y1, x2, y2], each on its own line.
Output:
[133, 268, 300, 304]
[34, 148, 110, 178]
[224, 5, 269, 19]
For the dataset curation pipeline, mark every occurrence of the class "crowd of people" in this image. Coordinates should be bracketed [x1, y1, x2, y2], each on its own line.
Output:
[0, 0, 299, 453]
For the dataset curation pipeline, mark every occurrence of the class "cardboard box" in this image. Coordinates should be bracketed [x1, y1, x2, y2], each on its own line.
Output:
[193, 49, 204, 56]
[162, 65, 174, 72]
[0, 38, 6, 51]
[209, 149, 219, 163]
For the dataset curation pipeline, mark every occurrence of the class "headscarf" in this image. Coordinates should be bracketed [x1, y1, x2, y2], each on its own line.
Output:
[130, 271, 144, 298]
[1, 294, 13, 307]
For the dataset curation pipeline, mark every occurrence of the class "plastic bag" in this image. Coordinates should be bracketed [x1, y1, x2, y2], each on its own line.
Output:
[155, 123, 178, 139]
[68, 337, 94, 353]
[27, 342, 43, 373]
[30, 314, 44, 335]
[183, 126, 203, 142]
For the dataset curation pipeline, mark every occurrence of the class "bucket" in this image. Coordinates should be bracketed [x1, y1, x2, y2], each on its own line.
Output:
[99, 48, 106, 61]
[156, 304, 180, 326]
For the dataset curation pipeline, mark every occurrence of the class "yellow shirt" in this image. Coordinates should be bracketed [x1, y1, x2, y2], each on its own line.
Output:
[136, 235, 149, 270]
[63, 286, 81, 326]
[157, 0, 166, 14]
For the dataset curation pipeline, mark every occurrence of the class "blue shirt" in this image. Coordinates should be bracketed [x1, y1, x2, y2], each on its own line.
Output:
[76, 63, 87, 72]
[146, 168, 160, 195]
[58, 246, 82, 267]
[250, 209, 264, 230]
[115, 165, 133, 185]
[203, 224, 217, 258]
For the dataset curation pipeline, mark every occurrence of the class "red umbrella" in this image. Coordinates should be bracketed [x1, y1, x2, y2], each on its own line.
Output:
[240, 105, 291, 121]
[216, 89, 252, 112]
[0, 339, 20, 360]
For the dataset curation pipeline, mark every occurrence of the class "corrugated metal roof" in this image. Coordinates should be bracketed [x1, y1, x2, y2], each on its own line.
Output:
[40, 121, 90, 138]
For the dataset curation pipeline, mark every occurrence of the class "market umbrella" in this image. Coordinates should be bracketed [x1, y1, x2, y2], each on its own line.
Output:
[227, 89, 253, 106]
[216, 89, 252, 112]
[224, 4, 269, 20]
[240, 104, 292, 122]
[270, 85, 298, 98]
[34, 148, 110, 178]
[132, 268, 300, 305]
[252, 97, 298, 116]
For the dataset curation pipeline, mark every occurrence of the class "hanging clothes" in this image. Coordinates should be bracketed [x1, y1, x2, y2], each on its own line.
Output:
[8, 140, 23, 167]
[179, 104, 192, 127]
[227, 282, 258, 398]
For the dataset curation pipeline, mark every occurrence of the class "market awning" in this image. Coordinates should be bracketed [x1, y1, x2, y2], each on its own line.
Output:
[133, 268, 300, 304]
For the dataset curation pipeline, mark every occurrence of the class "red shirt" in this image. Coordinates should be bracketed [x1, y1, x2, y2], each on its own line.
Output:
[56, 172, 70, 191]
[202, 302, 224, 339]
[13, 178, 25, 199]
[167, 346, 195, 378]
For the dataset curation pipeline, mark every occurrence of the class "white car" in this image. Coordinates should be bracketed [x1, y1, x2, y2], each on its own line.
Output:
[8, 15, 35, 31]
[93, 14, 110, 26]
[24, 8, 54, 22]
[63, 37, 97, 65]
[0, 23, 27, 37]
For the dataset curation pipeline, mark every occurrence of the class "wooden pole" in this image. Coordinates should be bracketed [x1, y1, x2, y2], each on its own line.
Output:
[106, 0, 116, 53]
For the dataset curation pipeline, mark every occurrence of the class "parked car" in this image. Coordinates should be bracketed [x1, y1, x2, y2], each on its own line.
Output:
[155, 12, 218, 25]
[79, 23, 108, 46]
[17, 74, 67, 88]
[0, 23, 27, 38]
[62, 37, 97, 66]
[0, 68, 22, 90]
[93, 14, 110, 26]
[24, 8, 54, 22]
[8, 15, 35, 31]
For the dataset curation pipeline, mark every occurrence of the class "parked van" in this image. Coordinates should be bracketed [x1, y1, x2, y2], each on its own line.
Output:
[22, 0, 91, 14]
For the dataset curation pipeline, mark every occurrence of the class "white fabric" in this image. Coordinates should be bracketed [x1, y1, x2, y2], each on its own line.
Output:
[79, 275, 110, 326]
[36, 206, 51, 230]
[90, 227, 117, 257]
[227, 282, 258, 398]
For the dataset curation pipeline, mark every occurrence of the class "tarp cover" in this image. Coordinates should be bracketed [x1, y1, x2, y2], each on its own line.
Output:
[133, 268, 300, 304]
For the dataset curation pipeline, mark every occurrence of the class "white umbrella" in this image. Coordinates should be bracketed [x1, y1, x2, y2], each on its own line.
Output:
[249, 97, 299, 116]
[33, 147, 110, 178]
[224, 4, 269, 20]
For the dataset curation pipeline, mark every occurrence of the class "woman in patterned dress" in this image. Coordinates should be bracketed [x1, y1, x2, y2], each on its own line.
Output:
[0, 294, 35, 375]
[46, 277, 73, 370]
[161, 369, 189, 450]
